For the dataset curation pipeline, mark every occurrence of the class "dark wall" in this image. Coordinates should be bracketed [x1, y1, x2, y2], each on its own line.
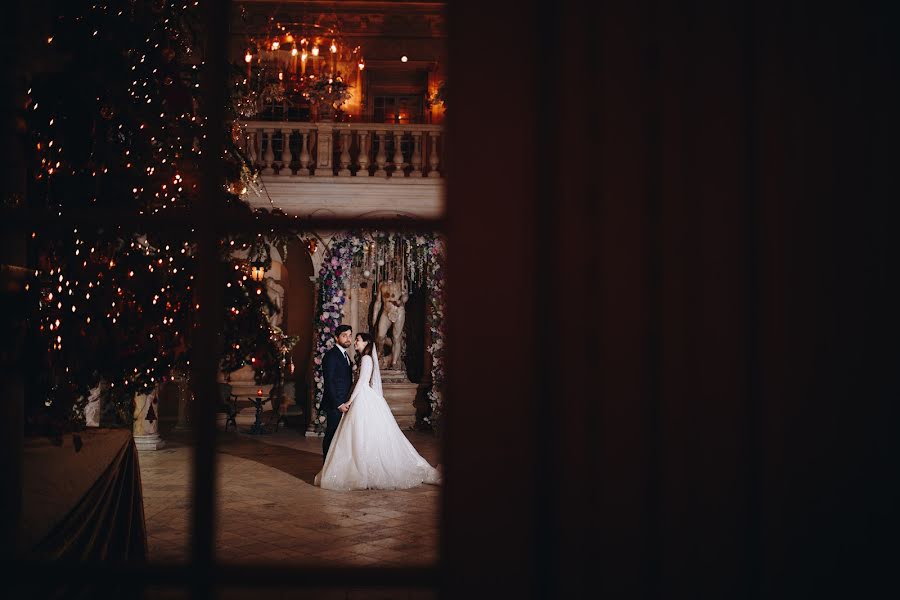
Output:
[285, 238, 314, 407]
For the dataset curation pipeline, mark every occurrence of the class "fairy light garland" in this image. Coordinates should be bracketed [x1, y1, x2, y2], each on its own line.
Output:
[27, 1, 292, 424]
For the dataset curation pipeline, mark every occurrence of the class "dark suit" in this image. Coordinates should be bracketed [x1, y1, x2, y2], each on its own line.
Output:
[321, 345, 352, 460]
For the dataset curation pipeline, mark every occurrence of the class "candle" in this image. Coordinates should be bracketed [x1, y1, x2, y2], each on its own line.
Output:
[331, 41, 338, 75]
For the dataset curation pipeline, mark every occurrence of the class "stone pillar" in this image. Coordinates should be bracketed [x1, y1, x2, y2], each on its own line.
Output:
[133, 388, 166, 451]
[427, 131, 441, 177]
[357, 130, 371, 176]
[338, 129, 352, 176]
[262, 129, 275, 175]
[314, 124, 334, 176]
[297, 131, 311, 175]
[278, 127, 293, 175]
[374, 131, 388, 177]
[410, 131, 423, 177]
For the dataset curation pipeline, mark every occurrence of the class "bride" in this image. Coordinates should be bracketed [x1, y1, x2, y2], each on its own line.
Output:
[314, 332, 442, 490]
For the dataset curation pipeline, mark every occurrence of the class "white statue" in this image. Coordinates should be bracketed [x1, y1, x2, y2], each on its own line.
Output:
[373, 279, 409, 370]
[83, 381, 107, 427]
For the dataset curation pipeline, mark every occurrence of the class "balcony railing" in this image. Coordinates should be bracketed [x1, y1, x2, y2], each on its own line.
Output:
[240, 121, 444, 179]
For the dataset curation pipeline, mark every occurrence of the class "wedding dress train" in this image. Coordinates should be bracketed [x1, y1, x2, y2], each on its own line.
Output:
[314, 349, 441, 490]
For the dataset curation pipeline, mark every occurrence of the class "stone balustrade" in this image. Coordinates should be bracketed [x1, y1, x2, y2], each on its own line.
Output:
[239, 121, 443, 179]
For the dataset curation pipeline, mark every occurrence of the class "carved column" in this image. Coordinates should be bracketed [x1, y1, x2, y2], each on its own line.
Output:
[410, 131, 423, 177]
[357, 130, 370, 176]
[262, 129, 275, 175]
[338, 129, 351, 176]
[374, 130, 387, 177]
[314, 124, 334, 177]
[278, 128, 293, 175]
[298, 131, 311, 175]
[428, 131, 441, 177]
[392, 131, 405, 176]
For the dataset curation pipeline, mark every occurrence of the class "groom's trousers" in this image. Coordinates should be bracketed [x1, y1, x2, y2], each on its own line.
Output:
[322, 408, 343, 461]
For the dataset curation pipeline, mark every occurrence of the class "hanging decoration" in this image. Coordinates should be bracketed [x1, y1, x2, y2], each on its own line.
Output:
[236, 13, 364, 121]
[312, 231, 446, 433]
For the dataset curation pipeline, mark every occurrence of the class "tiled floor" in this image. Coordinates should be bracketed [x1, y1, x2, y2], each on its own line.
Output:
[139, 424, 442, 570]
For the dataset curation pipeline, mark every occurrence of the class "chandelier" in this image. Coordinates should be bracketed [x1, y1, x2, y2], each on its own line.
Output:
[240, 18, 365, 120]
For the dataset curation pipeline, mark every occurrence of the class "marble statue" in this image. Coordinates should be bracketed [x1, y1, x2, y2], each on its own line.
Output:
[83, 381, 106, 427]
[373, 279, 409, 370]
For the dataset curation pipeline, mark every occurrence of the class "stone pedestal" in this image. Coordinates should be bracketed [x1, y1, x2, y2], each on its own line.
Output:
[381, 369, 417, 429]
[133, 433, 166, 451]
[133, 388, 165, 451]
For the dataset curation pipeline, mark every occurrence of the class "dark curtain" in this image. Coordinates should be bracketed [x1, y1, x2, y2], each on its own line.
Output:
[445, 0, 899, 597]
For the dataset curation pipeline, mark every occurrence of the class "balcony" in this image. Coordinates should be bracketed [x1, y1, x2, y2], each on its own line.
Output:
[239, 120, 445, 219]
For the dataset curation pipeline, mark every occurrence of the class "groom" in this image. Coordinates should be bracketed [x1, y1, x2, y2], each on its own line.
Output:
[321, 324, 353, 461]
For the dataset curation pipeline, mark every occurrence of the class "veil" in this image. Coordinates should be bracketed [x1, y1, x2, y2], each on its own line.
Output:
[370, 344, 384, 397]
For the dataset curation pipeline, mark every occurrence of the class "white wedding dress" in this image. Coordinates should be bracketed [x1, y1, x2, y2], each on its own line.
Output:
[314, 348, 441, 490]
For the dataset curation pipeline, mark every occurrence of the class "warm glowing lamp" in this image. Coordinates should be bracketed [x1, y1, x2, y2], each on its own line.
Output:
[250, 265, 265, 282]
